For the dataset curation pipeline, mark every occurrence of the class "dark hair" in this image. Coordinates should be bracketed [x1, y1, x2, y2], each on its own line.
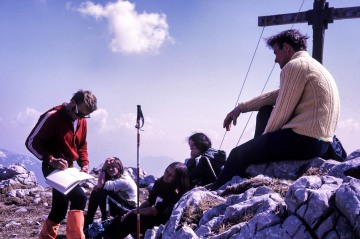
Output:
[105, 157, 124, 179]
[265, 29, 309, 51]
[71, 89, 98, 112]
[188, 133, 212, 154]
[166, 162, 190, 195]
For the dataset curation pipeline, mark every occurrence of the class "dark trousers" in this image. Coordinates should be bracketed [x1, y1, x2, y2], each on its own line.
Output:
[42, 163, 87, 223]
[85, 188, 133, 227]
[105, 213, 162, 239]
[211, 105, 329, 190]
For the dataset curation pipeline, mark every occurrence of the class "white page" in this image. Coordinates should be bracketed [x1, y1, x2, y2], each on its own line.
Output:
[46, 168, 94, 188]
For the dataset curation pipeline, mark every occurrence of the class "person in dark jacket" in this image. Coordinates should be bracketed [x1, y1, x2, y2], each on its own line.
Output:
[101, 162, 190, 239]
[185, 132, 226, 188]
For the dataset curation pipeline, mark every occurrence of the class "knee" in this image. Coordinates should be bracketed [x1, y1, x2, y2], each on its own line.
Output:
[71, 192, 87, 210]
[48, 209, 67, 224]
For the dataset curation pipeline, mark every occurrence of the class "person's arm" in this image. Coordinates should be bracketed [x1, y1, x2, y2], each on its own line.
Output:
[25, 110, 56, 161]
[139, 200, 151, 208]
[223, 89, 279, 131]
[96, 158, 113, 189]
[133, 206, 157, 216]
[186, 156, 197, 167]
[223, 105, 242, 131]
[96, 170, 106, 189]
[121, 200, 157, 221]
[238, 89, 279, 113]
[76, 120, 89, 172]
[25, 109, 68, 170]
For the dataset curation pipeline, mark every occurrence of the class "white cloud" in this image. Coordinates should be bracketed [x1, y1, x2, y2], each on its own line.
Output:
[338, 118, 360, 130]
[77, 0, 172, 54]
[15, 108, 41, 125]
[91, 109, 155, 135]
[90, 108, 108, 131]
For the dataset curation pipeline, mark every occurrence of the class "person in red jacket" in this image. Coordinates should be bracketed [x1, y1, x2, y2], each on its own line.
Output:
[25, 89, 97, 239]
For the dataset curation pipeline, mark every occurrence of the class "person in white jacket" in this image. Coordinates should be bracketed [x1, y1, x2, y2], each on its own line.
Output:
[84, 157, 137, 229]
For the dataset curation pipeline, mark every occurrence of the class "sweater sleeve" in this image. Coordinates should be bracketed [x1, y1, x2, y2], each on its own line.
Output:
[25, 109, 57, 161]
[103, 173, 134, 192]
[147, 180, 160, 206]
[239, 89, 279, 113]
[76, 120, 89, 167]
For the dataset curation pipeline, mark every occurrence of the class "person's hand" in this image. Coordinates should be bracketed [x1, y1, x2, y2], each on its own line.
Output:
[80, 164, 89, 173]
[121, 209, 136, 222]
[223, 106, 241, 131]
[190, 148, 200, 159]
[49, 157, 68, 170]
[102, 157, 114, 169]
[93, 185, 100, 192]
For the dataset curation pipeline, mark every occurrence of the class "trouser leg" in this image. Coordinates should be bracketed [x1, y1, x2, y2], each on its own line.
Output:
[85, 189, 102, 228]
[254, 105, 273, 137]
[212, 129, 329, 190]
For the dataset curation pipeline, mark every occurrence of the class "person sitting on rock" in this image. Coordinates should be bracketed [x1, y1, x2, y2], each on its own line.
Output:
[211, 29, 340, 190]
[185, 132, 226, 188]
[84, 157, 137, 229]
[99, 162, 190, 239]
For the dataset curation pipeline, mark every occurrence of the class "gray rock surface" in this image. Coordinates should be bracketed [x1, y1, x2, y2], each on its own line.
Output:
[2, 150, 360, 238]
[144, 149, 360, 239]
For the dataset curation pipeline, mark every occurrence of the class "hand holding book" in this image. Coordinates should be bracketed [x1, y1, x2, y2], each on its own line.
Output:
[48, 155, 68, 170]
[45, 168, 94, 195]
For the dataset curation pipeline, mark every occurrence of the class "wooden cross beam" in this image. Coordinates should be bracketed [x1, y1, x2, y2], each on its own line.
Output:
[258, 0, 360, 63]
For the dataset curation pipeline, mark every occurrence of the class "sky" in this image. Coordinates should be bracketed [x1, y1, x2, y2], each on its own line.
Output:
[1, 0, 360, 178]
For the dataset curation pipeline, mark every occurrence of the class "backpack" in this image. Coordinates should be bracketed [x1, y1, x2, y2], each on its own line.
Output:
[204, 149, 227, 179]
[84, 219, 112, 239]
[321, 135, 347, 162]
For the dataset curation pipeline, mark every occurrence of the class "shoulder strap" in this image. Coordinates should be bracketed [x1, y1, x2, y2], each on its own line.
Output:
[203, 156, 218, 180]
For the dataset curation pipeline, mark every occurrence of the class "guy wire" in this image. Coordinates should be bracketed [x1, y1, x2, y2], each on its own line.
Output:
[235, 63, 276, 146]
[219, 0, 306, 149]
[219, 26, 266, 150]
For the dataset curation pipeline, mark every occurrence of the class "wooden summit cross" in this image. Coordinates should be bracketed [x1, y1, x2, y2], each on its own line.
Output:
[258, 0, 360, 63]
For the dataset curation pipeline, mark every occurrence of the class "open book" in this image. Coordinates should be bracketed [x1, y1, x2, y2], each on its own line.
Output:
[45, 168, 94, 195]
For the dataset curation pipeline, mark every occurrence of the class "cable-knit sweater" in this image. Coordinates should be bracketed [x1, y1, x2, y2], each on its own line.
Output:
[239, 51, 340, 142]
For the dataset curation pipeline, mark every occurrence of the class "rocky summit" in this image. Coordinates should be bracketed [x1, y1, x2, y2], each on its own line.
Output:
[1, 150, 360, 239]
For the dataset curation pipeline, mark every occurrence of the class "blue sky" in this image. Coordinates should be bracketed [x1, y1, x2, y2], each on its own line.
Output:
[1, 0, 359, 178]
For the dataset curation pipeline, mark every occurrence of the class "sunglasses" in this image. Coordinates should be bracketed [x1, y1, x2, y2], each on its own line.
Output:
[75, 104, 90, 119]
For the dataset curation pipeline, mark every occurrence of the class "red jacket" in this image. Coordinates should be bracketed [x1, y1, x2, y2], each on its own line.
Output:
[25, 103, 89, 168]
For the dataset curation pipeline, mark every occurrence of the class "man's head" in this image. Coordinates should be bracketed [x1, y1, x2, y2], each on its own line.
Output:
[265, 29, 309, 69]
[68, 90, 97, 120]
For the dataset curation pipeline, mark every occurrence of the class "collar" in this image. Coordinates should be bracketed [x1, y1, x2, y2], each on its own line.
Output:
[290, 51, 310, 61]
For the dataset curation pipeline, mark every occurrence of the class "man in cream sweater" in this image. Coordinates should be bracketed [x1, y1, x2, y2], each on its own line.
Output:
[212, 29, 340, 190]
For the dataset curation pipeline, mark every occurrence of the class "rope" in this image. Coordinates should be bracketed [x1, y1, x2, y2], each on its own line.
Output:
[106, 195, 132, 213]
[218, 26, 266, 150]
[292, 0, 307, 29]
[219, 0, 307, 149]
[236, 63, 276, 146]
